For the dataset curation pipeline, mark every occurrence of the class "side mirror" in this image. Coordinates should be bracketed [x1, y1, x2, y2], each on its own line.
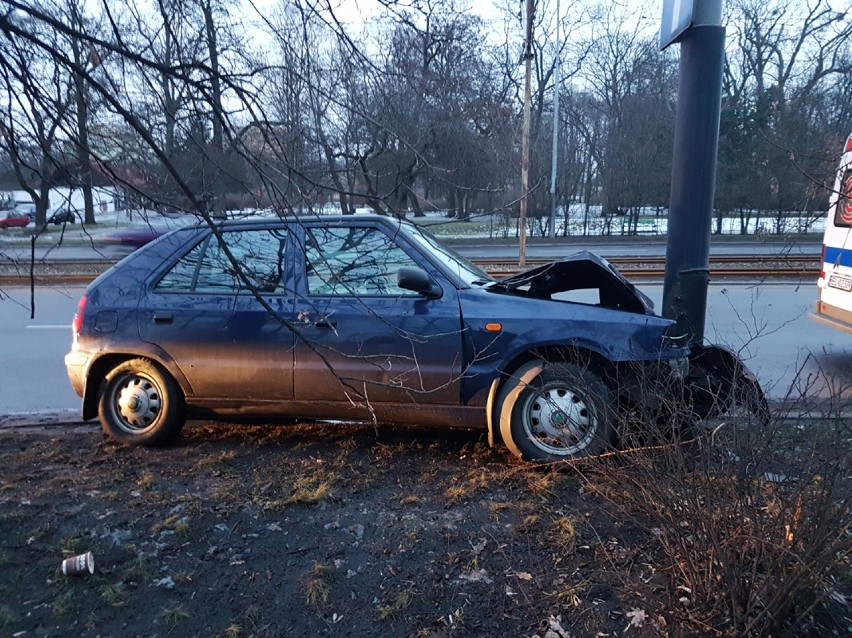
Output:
[397, 267, 442, 299]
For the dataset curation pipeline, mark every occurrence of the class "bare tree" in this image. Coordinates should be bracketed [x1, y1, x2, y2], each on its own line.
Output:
[574, 7, 676, 230]
[721, 0, 852, 233]
[0, 2, 75, 226]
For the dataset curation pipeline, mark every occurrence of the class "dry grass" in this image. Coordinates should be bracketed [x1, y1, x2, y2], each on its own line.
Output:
[517, 514, 540, 533]
[304, 563, 331, 610]
[525, 472, 558, 497]
[159, 605, 189, 627]
[580, 475, 632, 501]
[121, 551, 149, 583]
[100, 583, 125, 607]
[444, 468, 490, 503]
[443, 483, 468, 502]
[151, 512, 189, 534]
[1, 402, 846, 638]
[551, 579, 588, 607]
[281, 475, 336, 507]
[58, 536, 82, 556]
[549, 516, 577, 551]
[193, 450, 237, 471]
[377, 587, 415, 621]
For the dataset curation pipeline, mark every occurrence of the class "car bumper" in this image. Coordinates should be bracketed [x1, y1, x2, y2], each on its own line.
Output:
[64, 351, 89, 398]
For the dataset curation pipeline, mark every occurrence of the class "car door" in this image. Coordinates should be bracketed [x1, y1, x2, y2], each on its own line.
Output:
[292, 221, 463, 407]
[138, 225, 296, 400]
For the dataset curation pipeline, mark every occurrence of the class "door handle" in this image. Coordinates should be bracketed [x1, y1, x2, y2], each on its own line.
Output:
[153, 313, 174, 325]
[313, 319, 336, 329]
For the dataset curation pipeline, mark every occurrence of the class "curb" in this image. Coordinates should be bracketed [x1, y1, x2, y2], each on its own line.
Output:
[0, 411, 92, 430]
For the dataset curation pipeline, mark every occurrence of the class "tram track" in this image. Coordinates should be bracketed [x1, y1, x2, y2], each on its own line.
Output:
[0, 254, 820, 286]
[479, 254, 818, 279]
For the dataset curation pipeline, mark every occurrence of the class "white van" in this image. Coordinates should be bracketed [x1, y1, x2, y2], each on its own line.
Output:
[811, 133, 852, 332]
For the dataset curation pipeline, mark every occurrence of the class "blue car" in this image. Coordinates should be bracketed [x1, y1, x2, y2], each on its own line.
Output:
[65, 215, 696, 462]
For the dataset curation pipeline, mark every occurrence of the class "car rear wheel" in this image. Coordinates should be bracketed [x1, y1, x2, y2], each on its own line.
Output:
[499, 362, 613, 463]
[98, 358, 185, 446]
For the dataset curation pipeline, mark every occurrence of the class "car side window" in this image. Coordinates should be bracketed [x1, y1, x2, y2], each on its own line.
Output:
[305, 226, 420, 296]
[157, 228, 288, 293]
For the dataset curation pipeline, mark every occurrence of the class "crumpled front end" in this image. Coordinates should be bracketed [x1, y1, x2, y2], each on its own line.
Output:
[492, 251, 657, 315]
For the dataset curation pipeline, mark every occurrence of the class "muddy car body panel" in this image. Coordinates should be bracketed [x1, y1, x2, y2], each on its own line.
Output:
[66, 215, 692, 461]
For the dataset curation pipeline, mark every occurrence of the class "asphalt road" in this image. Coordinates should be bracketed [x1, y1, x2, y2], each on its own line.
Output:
[1, 280, 849, 419]
[1, 284, 82, 418]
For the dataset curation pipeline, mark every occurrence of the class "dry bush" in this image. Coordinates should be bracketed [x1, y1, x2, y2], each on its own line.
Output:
[606, 389, 851, 636]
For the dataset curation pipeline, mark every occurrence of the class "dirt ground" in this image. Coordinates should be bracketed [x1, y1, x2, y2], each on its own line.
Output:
[0, 418, 848, 638]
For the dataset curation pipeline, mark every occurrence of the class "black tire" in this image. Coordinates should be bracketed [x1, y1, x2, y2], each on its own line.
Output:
[98, 358, 185, 446]
[499, 362, 614, 463]
[729, 377, 771, 427]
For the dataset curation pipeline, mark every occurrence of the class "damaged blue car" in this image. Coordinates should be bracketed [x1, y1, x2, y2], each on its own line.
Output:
[66, 215, 755, 462]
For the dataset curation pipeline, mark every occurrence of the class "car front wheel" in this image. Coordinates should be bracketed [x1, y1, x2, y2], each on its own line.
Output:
[98, 358, 185, 446]
[499, 362, 613, 463]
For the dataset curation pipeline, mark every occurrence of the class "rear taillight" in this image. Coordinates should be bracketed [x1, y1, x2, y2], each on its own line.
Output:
[820, 244, 826, 280]
[72, 295, 87, 334]
[845, 135, 852, 154]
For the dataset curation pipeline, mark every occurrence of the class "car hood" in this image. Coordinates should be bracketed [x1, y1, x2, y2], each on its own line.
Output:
[487, 251, 656, 315]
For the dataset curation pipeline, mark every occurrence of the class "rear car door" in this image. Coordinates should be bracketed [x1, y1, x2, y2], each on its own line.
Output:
[292, 221, 463, 406]
[138, 225, 295, 400]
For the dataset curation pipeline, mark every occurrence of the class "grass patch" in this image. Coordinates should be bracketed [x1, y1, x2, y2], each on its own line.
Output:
[304, 563, 331, 611]
[0, 512, 23, 523]
[262, 472, 338, 510]
[100, 583, 126, 607]
[121, 551, 149, 584]
[223, 623, 241, 638]
[59, 536, 83, 556]
[0, 605, 17, 630]
[517, 514, 540, 533]
[193, 450, 237, 471]
[444, 469, 489, 503]
[377, 587, 415, 621]
[551, 580, 588, 607]
[52, 590, 74, 618]
[151, 514, 190, 534]
[159, 605, 189, 627]
[549, 516, 577, 551]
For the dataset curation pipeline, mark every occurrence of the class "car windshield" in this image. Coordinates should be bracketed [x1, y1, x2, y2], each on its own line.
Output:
[400, 221, 494, 287]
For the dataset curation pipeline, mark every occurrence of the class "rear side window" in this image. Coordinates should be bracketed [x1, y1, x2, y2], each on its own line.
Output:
[157, 228, 288, 293]
[833, 169, 852, 228]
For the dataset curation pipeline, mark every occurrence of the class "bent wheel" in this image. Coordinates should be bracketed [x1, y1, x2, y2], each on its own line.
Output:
[499, 362, 613, 463]
[98, 358, 185, 446]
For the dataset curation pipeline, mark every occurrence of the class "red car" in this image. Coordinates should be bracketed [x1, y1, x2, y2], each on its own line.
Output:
[0, 210, 30, 229]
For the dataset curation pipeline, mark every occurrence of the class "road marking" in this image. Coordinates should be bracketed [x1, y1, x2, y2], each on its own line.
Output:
[26, 325, 69, 329]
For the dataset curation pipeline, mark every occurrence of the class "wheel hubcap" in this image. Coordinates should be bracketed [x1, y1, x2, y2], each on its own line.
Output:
[523, 384, 597, 456]
[113, 375, 161, 433]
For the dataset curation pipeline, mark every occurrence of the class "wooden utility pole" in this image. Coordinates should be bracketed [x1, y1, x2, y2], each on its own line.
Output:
[519, 0, 534, 267]
[549, 0, 561, 239]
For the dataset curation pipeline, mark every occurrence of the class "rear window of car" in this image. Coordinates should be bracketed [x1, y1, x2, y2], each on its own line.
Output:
[156, 228, 288, 293]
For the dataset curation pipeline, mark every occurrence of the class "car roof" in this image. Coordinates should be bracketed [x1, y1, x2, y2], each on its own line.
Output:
[186, 214, 400, 229]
